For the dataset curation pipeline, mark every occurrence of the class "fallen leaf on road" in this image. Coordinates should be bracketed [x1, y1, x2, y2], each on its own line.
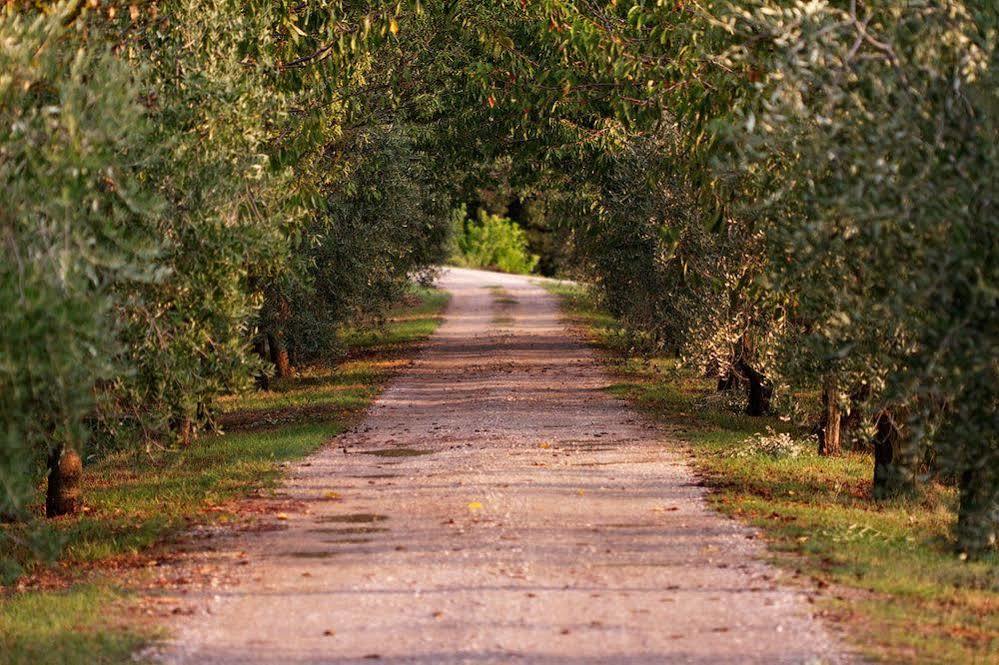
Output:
[467, 501, 483, 511]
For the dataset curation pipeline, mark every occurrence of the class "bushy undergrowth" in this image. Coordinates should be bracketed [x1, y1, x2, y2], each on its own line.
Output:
[450, 208, 539, 275]
[726, 429, 812, 460]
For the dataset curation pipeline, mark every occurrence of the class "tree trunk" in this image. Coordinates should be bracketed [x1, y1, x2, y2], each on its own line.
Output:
[840, 384, 869, 451]
[717, 367, 738, 392]
[872, 411, 910, 499]
[268, 332, 291, 378]
[737, 359, 772, 416]
[818, 378, 842, 456]
[956, 465, 998, 556]
[46, 445, 82, 517]
[178, 417, 192, 447]
[253, 336, 270, 390]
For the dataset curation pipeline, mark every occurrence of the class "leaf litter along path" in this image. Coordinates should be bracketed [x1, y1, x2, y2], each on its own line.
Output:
[155, 267, 850, 665]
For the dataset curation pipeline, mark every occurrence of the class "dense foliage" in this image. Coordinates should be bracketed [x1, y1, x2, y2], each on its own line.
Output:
[451, 207, 540, 275]
[452, 0, 996, 554]
[2, 0, 994, 563]
[0, 0, 450, 569]
[2, 6, 161, 527]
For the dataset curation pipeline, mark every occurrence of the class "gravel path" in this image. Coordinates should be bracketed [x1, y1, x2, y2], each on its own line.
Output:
[157, 267, 848, 664]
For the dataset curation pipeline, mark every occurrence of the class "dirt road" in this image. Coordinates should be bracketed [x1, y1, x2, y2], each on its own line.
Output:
[158, 267, 847, 664]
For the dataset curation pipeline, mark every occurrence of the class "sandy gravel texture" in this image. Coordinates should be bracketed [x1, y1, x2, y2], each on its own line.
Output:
[155, 267, 849, 664]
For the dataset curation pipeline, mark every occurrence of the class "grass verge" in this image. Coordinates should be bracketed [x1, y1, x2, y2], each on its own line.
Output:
[0, 286, 449, 665]
[542, 280, 997, 665]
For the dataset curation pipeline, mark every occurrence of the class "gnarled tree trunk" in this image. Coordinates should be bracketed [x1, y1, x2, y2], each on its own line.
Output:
[818, 377, 842, 456]
[268, 332, 291, 378]
[872, 411, 912, 499]
[46, 445, 82, 517]
[736, 358, 772, 416]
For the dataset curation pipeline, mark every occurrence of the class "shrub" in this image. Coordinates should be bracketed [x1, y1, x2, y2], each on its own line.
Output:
[726, 429, 813, 460]
[451, 209, 539, 275]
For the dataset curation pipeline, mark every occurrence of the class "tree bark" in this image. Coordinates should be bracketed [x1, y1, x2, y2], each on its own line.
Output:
[872, 411, 908, 498]
[46, 445, 82, 517]
[268, 332, 291, 378]
[252, 336, 270, 390]
[818, 378, 842, 456]
[178, 417, 192, 447]
[956, 465, 998, 556]
[737, 358, 772, 416]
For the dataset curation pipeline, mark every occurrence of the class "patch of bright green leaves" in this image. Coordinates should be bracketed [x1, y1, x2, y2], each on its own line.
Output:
[450, 207, 539, 275]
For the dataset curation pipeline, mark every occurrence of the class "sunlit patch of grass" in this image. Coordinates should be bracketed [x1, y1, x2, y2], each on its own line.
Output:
[545, 280, 998, 665]
[339, 287, 449, 350]
[0, 585, 155, 665]
[218, 287, 449, 423]
[64, 421, 341, 564]
[0, 286, 449, 664]
[222, 364, 380, 414]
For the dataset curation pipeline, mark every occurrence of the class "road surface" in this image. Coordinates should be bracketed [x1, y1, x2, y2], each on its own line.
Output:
[157, 267, 847, 664]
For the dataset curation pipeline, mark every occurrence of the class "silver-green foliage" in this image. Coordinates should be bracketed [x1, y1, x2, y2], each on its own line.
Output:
[503, 0, 996, 553]
[1, 7, 163, 518]
[718, 0, 997, 554]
